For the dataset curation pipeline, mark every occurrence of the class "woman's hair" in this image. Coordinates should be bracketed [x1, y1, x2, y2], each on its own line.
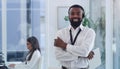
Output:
[27, 36, 41, 61]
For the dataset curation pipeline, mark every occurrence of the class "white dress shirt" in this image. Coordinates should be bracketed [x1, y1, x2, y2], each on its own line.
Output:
[55, 24, 96, 69]
[14, 49, 41, 69]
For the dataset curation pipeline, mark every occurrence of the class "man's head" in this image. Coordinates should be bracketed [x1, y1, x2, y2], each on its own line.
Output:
[68, 4, 85, 29]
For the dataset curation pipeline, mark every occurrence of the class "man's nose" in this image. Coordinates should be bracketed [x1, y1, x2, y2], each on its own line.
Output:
[73, 14, 79, 18]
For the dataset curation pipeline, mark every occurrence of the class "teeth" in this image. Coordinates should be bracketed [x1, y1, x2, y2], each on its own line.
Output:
[73, 19, 78, 22]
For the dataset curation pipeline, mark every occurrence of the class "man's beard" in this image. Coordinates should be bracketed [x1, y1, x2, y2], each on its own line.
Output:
[69, 18, 82, 29]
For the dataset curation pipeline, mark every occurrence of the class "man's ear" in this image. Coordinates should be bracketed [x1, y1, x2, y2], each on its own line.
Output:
[82, 12, 85, 18]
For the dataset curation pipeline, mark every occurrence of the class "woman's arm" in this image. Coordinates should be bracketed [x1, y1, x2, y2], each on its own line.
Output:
[14, 50, 41, 69]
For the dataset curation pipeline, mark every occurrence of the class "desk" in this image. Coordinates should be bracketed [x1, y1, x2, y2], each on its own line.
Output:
[0, 65, 8, 69]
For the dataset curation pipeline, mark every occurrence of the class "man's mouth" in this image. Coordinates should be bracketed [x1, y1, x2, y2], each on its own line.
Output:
[73, 19, 79, 22]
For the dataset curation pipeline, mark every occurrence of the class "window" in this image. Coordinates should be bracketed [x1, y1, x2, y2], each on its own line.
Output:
[113, 0, 120, 69]
[7, 0, 20, 9]
[1, 0, 45, 69]
[5, 0, 45, 63]
[90, 0, 105, 69]
[0, 0, 2, 62]
[7, 0, 27, 62]
[7, 10, 27, 61]
[0, 0, 2, 53]
[31, 0, 40, 42]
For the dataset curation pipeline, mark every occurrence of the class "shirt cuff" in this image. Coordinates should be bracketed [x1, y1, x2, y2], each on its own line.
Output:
[66, 44, 73, 52]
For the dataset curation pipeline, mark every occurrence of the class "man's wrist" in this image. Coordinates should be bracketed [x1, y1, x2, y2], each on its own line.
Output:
[63, 43, 67, 49]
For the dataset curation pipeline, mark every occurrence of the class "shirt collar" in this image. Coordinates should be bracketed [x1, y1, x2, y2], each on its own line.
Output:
[68, 23, 84, 31]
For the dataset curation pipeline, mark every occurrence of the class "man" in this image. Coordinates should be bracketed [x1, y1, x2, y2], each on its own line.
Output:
[54, 4, 96, 69]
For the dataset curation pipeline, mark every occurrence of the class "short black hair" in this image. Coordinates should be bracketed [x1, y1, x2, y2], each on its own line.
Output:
[68, 4, 85, 18]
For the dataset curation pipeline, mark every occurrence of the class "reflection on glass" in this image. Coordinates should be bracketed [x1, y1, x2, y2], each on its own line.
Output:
[0, 7, 1, 52]
[57, 7, 69, 30]
[113, 0, 120, 69]
[31, 10, 40, 40]
[7, 10, 27, 62]
[0, 0, 1, 9]
[31, 1, 40, 9]
[6, 0, 43, 63]
[90, 0, 105, 69]
[6, 0, 28, 62]
[7, 0, 20, 3]
[7, 0, 20, 9]
[1, 1, 44, 69]
[0, 1, 3, 63]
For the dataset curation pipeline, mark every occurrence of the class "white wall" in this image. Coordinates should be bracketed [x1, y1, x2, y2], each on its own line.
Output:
[45, 0, 90, 69]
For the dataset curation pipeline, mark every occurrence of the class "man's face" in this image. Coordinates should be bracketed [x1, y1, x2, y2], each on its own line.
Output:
[69, 7, 83, 28]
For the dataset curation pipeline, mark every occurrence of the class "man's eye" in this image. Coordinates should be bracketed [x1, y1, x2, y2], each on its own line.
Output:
[77, 13, 79, 15]
[70, 13, 74, 15]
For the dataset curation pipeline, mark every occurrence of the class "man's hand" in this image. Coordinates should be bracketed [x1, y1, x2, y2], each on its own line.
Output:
[54, 37, 67, 49]
[87, 51, 94, 60]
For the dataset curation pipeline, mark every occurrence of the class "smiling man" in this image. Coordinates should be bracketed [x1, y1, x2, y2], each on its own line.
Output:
[54, 4, 96, 69]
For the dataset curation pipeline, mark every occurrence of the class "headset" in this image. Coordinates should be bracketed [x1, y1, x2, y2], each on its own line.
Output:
[68, 4, 85, 19]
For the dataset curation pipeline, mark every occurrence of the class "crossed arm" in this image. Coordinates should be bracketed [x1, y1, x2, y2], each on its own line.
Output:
[54, 37, 94, 60]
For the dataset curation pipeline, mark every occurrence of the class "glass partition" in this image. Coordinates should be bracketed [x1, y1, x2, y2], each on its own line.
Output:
[113, 0, 120, 69]
[6, 0, 43, 62]
[0, 0, 2, 53]
[7, 9, 27, 61]
[7, 0, 27, 61]
[89, 0, 105, 69]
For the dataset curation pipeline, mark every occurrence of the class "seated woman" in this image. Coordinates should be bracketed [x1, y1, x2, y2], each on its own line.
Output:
[9, 36, 41, 69]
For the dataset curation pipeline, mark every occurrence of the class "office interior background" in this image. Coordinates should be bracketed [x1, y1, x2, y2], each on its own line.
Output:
[0, 0, 120, 69]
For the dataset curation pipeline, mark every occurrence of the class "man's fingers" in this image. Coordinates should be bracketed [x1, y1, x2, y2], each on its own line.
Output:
[54, 39, 57, 46]
[91, 51, 95, 55]
[90, 55, 93, 59]
[88, 55, 93, 59]
[57, 37, 60, 39]
[87, 51, 94, 60]
[57, 37, 62, 41]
